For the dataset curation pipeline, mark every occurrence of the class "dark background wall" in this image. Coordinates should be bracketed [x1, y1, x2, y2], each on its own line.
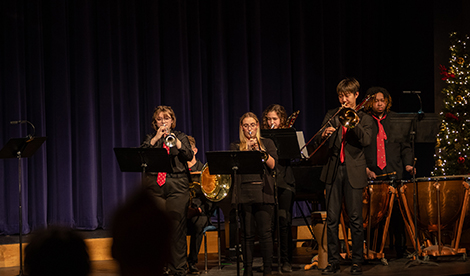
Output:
[0, 0, 467, 234]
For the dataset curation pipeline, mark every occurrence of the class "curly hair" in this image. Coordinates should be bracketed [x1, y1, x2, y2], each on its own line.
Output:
[364, 86, 392, 114]
[261, 104, 288, 129]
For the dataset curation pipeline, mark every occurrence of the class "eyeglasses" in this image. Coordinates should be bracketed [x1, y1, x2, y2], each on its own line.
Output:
[156, 116, 172, 122]
[242, 123, 257, 129]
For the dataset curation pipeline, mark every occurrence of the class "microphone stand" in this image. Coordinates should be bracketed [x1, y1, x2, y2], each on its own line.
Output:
[404, 95, 438, 268]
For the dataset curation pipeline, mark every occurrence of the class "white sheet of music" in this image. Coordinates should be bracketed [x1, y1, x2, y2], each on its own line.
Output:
[296, 131, 309, 159]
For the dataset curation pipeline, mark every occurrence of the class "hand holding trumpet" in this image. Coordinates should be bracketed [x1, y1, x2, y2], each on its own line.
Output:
[246, 131, 260, 151]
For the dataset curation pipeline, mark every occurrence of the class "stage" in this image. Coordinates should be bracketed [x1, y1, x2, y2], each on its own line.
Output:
[1, 248, 470, 276]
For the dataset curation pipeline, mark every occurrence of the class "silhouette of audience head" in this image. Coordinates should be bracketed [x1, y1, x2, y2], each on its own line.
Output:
[111, 186, 172, 275]
[24, 226, 91, 276]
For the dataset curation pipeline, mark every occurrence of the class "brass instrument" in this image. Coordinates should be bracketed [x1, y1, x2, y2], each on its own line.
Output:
[164, 133, 177, 147]
[191, 164, 231, 202]
[163, 124, 177, 147]
[301, 94, 374, 159]
[286, 110, 300, 128]
[249, 131, 268, 162]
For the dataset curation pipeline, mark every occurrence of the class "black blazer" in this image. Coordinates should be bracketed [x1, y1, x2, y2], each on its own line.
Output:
[364, 111, 413, 179]
[317, 108, 373, 189]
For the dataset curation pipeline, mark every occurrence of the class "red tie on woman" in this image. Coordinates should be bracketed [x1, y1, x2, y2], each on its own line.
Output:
[156, 143, 170, 186]
[340, 126, 347, 163]
[373, 115, 387, 170]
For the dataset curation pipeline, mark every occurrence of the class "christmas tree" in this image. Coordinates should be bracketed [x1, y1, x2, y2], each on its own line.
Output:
[433, 32, 470, 176]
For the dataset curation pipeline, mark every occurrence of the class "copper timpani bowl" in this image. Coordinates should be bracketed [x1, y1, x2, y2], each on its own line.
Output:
[362, 181, 393, 229]
[399, 176, 467, 232]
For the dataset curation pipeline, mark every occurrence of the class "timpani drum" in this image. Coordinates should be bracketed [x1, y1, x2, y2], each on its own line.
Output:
[362, 180, 394, 229]
[399, 175, 467, 232]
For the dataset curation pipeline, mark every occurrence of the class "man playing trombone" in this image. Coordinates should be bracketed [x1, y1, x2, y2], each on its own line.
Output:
[316, 78, 373, 275]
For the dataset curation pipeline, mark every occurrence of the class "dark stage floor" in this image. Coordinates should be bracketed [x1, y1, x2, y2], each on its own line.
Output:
[2, 247, 470, 276]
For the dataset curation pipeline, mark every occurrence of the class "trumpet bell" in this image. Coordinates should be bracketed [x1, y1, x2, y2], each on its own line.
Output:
[338, 108, 360, 129]
[164, 134, 177, 147]
[200, 164, 231, 202]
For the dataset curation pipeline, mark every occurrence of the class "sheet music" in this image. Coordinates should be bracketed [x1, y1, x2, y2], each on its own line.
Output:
[296, 131, 308, 159]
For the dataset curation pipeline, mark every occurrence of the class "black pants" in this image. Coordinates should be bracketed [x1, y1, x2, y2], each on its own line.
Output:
[187, 214, 209, 265]
[325, 164, 364, 265]
[147, 176, 189, 275]
[240, 203, 274, 272]
[276, 187, 294, 263]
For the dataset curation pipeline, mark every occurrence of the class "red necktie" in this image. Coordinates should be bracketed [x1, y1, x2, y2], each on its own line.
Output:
[373, 115, 387, 170]
[156, 143, 170, 186]
[340, 126, 347, 163]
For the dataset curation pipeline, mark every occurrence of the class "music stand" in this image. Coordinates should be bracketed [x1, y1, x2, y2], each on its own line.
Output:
[389, 113, 439, 267]
[261, 128, 304, 272]
[205, 151, 264, 276]
[261, 128, 301, 160]
[113, 148, 172, 182]
[0, 137, 46, 276]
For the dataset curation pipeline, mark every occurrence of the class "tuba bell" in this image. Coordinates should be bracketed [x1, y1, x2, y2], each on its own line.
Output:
[191, 164, 231, 202]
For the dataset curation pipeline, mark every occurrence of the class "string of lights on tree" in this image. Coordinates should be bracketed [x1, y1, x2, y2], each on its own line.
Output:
[433, 32, 470, 176]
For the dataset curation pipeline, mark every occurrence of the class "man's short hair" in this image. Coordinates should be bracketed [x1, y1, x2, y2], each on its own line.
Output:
[337, 78, 360, 95]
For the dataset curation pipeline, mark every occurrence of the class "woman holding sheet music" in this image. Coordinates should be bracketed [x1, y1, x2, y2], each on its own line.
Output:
[230, 112, 278, 276]
[261, 104, 296, 273]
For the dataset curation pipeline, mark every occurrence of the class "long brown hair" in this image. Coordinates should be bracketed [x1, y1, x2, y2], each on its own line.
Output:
[238, 112, 265, 151]
[261, 104, 287, 129]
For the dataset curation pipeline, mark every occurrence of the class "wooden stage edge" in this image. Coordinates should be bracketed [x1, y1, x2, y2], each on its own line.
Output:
[0, 225, 314, 268]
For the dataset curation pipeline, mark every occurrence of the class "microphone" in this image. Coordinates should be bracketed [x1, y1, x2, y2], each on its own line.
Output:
[10, 120, 28, 124]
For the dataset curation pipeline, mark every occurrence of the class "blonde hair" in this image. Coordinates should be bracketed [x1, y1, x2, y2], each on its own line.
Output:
[238, 112, 265, 151]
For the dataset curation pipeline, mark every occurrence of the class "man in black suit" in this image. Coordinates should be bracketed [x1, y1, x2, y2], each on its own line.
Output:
[317, 78, 373, 275]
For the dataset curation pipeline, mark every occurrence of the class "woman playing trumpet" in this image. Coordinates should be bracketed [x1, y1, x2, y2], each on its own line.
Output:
[140, 105, 193, 276]
[230, 112, 278, 276]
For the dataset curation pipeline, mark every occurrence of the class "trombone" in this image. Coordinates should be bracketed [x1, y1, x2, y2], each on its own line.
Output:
[300, 94, 374, 159]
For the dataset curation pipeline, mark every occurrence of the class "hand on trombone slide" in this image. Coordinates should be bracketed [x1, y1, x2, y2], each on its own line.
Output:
[321, 121, 337, 140]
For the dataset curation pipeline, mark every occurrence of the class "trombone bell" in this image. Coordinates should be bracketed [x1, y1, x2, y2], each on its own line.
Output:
[338, 108, 360, 129]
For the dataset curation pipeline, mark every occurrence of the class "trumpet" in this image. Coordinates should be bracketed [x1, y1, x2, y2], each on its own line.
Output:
[248, 131, 268, 162]
[163, 124, 177, 147]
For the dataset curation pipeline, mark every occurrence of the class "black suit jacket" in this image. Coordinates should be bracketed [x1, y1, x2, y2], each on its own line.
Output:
[317, 108, 373, 189]
[364, 111, 413, 179]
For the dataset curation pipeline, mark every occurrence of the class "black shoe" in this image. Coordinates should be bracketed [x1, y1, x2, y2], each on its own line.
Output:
[188, 264, 200, 275]
[322, 263, 340, 275]
[282, 262, 293, 273]
[350, 264, 362, 275]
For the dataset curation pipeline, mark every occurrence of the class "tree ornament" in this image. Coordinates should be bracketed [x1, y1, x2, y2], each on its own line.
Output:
[456, 95, 463, 103]
[436, 159, 443, 167]
[436, 138, 441, 148]
[445, 112, 459, 121]
[457, 57, 465, 65]
[458, 156, 465, 164]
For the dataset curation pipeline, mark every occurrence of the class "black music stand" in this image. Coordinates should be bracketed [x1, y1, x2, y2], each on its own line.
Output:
[205, 151, 264, 276]
[390, 113, 439, 267]
[113, 148, 172, 182]
[262, 128, 308, 272]
[0, 137, 46, 276]
[261, 128, 301, 160]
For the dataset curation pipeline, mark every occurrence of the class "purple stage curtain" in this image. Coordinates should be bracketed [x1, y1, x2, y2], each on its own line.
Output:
[0, 0, 433, 234]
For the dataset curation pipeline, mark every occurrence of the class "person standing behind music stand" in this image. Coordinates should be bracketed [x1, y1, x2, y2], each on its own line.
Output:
[316, 78, 373, 275]
[363, 87, 414, 258]
[141, 105, 194, 276]
[186, 135, 213, 275]
[261, 104, 296, 273]
[230, 112, 278, 276]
